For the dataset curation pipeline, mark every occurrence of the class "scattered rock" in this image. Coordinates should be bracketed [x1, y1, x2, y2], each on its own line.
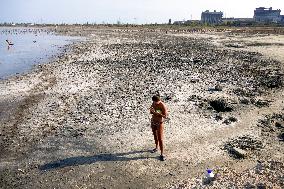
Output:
[190, 77, 199, 83]
[214, 84, 223, 91]
[187, 95, 201, 102]
[243, 182, 256, 188]
[223, 116, 238, 125]
[192, 58, 201, 63]
[225, 43, 244, 48]
[275, 121, 284, 129]
[164, 95, 172, 101]
[254, 99, 271, 108]
[214, 114, 223, 121]
[278, 133, 284, 141]
[230, 147, 247, 158]
[208, 84, 222, 92]
[239, 97, 250, 105]
[256, 183, 267, 189]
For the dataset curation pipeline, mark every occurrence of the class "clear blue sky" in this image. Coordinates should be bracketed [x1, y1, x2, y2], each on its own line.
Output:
[0, 0, 283, 24]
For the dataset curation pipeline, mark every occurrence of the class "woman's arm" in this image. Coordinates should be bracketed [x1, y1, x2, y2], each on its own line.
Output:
[161, 103, 168, 118]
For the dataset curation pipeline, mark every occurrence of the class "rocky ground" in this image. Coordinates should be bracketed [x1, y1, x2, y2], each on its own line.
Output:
[0, 26, 283, 188]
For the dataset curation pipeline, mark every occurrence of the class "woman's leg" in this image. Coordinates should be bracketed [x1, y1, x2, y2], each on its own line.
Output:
[157, 123, 164, 155]
[151, 124, 158, 150]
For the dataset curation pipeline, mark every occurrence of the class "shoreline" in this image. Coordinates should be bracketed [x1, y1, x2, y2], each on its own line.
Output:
[0, 27, 283, 188]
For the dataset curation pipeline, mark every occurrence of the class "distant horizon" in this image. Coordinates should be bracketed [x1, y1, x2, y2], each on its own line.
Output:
[1, 0, 283, 24]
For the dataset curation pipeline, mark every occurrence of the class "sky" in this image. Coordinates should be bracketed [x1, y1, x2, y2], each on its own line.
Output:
[0, 0, 284, 24]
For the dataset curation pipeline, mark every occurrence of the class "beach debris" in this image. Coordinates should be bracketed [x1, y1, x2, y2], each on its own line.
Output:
[203, 169, 216, 185]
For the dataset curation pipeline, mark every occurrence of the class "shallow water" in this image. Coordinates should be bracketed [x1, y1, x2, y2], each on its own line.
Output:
[0, 27, 80, 79]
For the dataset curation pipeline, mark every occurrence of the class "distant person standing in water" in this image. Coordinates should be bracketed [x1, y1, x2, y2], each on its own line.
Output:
[150, 95, 168, 161]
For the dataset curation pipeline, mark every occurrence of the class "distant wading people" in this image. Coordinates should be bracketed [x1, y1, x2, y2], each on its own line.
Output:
[150, 95, 168, 161]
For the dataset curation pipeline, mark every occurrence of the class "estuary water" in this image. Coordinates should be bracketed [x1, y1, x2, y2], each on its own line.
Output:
[0, 27, 80, 79]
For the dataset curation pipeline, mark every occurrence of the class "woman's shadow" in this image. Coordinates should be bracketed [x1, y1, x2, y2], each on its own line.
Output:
[39, 150, 156, 171]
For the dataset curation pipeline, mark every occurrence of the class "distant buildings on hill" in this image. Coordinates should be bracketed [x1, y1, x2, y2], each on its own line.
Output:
[174, 7, 284, 25]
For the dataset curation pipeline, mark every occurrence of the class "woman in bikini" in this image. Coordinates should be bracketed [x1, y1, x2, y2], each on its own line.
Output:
[150, 95, 168, 161]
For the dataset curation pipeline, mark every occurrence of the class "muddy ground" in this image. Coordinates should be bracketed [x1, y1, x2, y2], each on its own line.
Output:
[0, 27, 284, 188]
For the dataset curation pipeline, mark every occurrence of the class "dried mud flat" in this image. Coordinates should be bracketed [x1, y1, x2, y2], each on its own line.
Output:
[0, 27, 284, 189]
